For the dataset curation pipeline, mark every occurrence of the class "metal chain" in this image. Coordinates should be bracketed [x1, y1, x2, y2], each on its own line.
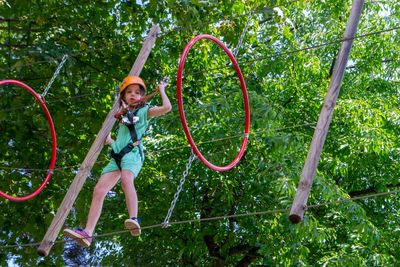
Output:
[114, 85, 120, 100]
[233, 11, 253, 57]
[162, 151, 197, 228]
[41, 54, 68, 98]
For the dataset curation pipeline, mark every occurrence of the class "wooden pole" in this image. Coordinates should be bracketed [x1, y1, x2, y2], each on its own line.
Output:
[37, 24, 160, 256]
[289, 0, 364, 224]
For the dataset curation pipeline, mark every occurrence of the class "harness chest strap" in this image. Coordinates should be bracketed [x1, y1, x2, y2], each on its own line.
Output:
[111, 107, 144, 169]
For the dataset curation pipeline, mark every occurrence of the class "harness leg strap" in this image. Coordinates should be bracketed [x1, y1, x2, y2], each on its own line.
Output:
[110, 141, 141, 170]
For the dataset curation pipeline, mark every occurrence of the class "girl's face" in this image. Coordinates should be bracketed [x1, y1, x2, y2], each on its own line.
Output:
[124, 84, 142, 105]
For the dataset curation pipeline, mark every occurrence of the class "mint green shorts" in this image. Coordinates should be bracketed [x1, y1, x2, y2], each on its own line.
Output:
[101, 147, 144, 178]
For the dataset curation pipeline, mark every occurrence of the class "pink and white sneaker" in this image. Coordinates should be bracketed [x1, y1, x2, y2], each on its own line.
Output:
[63, 228, 92, 247]
[124, 217, 141, 236]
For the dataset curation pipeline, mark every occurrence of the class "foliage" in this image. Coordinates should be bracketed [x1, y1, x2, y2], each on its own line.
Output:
[0, 0, 399, 266]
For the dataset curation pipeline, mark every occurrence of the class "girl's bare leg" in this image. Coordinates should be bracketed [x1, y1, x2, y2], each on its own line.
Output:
[84, 171, 121, 236]
[120, 170, 137, 218]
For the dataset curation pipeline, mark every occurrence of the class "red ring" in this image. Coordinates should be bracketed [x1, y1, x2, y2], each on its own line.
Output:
[0, 80, 57, 202]
[177, 34, 250, 172]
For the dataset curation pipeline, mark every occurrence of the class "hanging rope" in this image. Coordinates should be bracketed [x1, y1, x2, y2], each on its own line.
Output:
[162, 151, 197, 227]
[41, 54, 68, 98]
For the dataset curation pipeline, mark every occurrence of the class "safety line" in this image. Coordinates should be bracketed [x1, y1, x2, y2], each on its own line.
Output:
[6, 23, 398, 77]
[6, 23, 400, 79]
[0, 188, 399, 250]
[1, 24, 397, 115]
[189, 26, 400, 76]
[1, 1, 391, 72]
[239, 26, 400, 65]
[0, 123, 316, 172]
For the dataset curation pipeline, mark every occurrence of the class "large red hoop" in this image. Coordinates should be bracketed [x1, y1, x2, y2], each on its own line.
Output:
[177, 34, 250, 172]
[0, 80, 57, 202]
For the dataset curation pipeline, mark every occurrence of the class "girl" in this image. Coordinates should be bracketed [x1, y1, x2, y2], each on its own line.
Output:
[64, 76, 171, 247]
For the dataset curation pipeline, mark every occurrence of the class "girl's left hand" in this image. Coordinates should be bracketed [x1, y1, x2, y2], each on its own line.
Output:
[120, 100, 128, 110]
[105, 133, 114, 145]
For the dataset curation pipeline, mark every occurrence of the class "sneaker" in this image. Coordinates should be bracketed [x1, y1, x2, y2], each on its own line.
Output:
[124, 217, 141, 236]
[63, 228, 92, 247]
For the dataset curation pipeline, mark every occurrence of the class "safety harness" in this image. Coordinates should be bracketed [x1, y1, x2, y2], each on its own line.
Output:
[111, 107, 145, 170]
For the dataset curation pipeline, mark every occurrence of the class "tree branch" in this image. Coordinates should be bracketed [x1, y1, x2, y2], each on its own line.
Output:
[348, 183, 400, 197]
[203, 235, 225, 267]
[236, 246, 261, 267]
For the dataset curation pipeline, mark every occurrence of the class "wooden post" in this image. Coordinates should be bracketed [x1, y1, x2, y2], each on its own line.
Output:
[289, 0, 364, 224]
[37, 24, 160, 256]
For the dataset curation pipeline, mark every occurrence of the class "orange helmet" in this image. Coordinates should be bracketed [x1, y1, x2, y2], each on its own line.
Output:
[120, 76, 146, 95]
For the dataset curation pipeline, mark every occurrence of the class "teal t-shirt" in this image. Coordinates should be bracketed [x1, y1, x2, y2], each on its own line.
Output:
[102, 104, 150, 177]
[111, 105, 150, 155]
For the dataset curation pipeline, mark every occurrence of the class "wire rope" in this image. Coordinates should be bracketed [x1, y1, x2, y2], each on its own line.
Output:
[0, 187, 399, 250]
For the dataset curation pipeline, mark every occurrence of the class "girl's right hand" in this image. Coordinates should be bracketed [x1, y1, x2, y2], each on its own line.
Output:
[158, 77, 170, 92]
